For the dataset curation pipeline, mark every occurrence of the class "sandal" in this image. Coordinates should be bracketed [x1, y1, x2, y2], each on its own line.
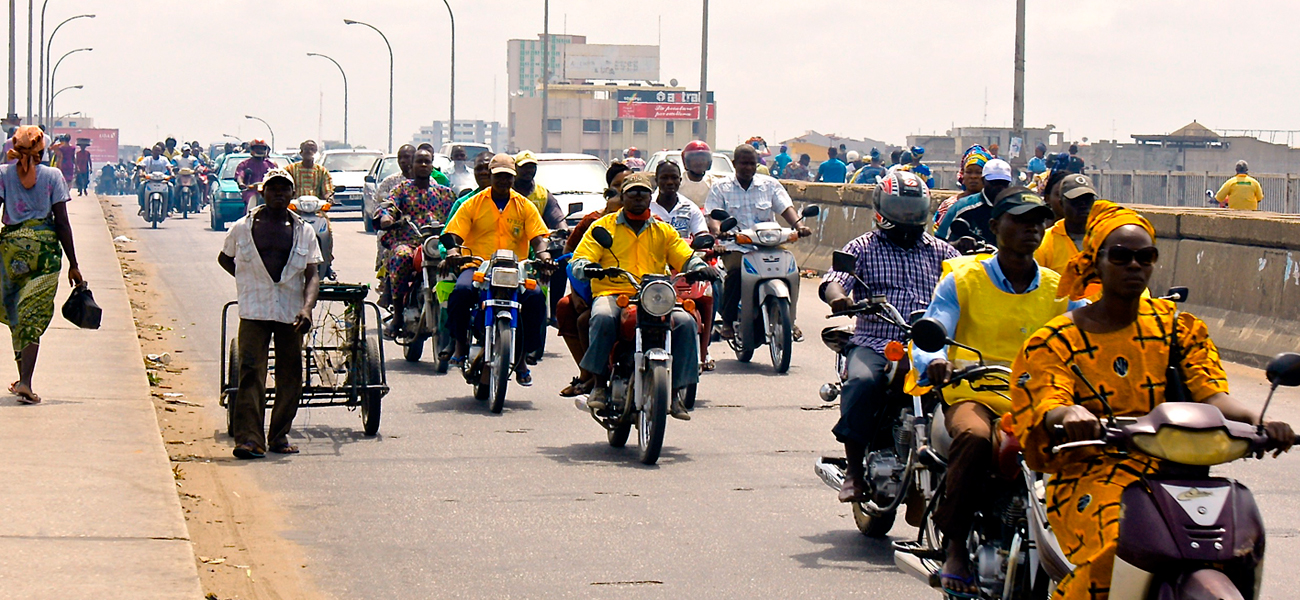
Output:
[268, 443, 299, 454]
[233, 443, 265, 459]
[559, 377, 593, 398]
[939, 572, 980, 599]
[702, 358, 716, 372]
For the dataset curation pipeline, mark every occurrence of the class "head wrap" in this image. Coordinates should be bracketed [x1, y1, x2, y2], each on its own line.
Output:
[961, 144, 994, 169]
[1057, 200, 1156, 300]
[6, 126, 45, 189]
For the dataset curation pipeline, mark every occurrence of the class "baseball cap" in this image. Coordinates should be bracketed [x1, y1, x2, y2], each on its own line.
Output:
[258, 168, 294, 191]
[991, 186, 1054, 220]
[489, 153, 517, 175]
[621, 172, 655, 193]
[982, 159, 1013, 183]
[1059, 174, 1097, 200]
[514, 150, 538, 166]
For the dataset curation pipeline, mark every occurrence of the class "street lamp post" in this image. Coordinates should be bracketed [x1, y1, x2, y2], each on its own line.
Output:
[43, 13, 92, 127]
[307, 52, 348, 146]
[439, 0, 455, 145]
[540, 0, 549, 152]
[37, 0, 52, 125]
[697, 0, 708, 144]
[344, 19, 392, 152]
[47, 45, 88, 126]
[1010, 0, 1026, 167]
[245, 115, 275, 151]
[48, 82, 79, 120]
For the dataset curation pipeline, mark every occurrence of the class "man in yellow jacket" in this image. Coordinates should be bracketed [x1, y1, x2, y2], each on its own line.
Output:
[1214, 160, 1264, 210]
[912, 187, 1086, 597]
[571, 172, 711, 419]
[1036, 173, 1101, 299]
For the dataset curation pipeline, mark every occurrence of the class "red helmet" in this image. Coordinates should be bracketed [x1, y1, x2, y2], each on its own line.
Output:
[683, 140, 711, 155]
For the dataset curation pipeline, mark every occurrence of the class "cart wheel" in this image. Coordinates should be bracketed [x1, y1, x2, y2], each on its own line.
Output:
[403, 334, 426, 363]
[225, 339, 239, 438]
[362, 337, 383, 436]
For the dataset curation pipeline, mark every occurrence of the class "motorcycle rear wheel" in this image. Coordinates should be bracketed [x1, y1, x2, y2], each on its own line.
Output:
[403, 333, 426, 363]
[852, 502, 896, 538]
[766, 297, 793, 374]
[637, 363, 670, 465]
[488, 319, 513, 414]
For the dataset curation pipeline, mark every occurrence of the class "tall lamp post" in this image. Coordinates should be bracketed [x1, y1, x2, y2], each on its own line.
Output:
[344, 19, 392, 152]
[47, 45, 88, 126]
[697, 0, 708, 144]
[438, 0, 455, 145]
[307, 52, 348, 146]
[540, 0, 549, 152]
[245, 115, 275, 151]
[48, 82, 79, 121]
[1010, 0, 1026, 167]
[43, 12, 92, 126]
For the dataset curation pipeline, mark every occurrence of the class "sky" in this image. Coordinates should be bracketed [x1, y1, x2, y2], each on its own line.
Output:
[7, 0, 1300, 153]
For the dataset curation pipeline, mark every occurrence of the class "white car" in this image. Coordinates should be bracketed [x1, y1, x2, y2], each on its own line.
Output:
[438, 142, 492, 163]
[320, 149, 385, 214]
[362, 153, 456, 232]
[644, 150, 734, 178]
[533, 153, 608, 224]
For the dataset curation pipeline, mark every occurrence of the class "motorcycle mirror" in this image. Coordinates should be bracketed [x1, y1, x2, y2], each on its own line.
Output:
[709, 208, 730, 221]
[1265, 353, 1300, 387]
[591, 226, 614, 249]
[908, 309, 927, 326]
[831, 250, 856, 273]
[690, 234, 715, 250]
[950, 218, 973, 238]
[1162, 286, 1189, 303]
[801, 205, 821, 218]
[568, 202, 583, 217]
[1205, 189, 1214, 198]
[911, 318, 950, 353]
[720, 217, 738, 232]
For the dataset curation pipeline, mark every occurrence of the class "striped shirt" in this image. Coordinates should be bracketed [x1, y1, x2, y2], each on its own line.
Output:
[822, 230, 958, 352]
[285, 161, 333, 201]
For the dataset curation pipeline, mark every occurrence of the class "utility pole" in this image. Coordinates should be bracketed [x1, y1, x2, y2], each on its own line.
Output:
[697, 0, 708, 144]
[540, 0, 549, 152]
[8, 0, 16, 124]
[1011, 0, 1026, 166]
[25, 0, 30, 123]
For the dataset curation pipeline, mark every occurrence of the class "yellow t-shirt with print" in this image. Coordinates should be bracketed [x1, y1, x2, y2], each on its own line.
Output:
[444, 188, 549, 260]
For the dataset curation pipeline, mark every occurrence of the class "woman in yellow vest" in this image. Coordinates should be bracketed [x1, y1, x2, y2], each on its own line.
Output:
[911, 187, 1086, 597]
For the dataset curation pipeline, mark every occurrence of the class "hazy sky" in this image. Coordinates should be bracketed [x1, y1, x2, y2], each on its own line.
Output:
[8, 0, 1298, 152]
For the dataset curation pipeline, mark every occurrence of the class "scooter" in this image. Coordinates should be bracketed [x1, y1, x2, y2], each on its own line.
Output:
[580, 228, 714, 465]
[710, 204, 820, 373]
[290, 195, 335, 280]
[142, 172, 171, 229]
[176, 168, 200, 218]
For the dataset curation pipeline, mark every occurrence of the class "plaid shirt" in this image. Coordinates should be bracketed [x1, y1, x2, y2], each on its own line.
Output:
[822, 230, 958, 352]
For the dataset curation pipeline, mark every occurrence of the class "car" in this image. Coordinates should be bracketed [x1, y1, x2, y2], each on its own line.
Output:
[361, 153, 459, 233]
[437, 142, 492, 163]
[208, 152, 292, 231]
[644, 150, 734, 178]
[321, 149, 385, 214]
[532, 153, 608, 225]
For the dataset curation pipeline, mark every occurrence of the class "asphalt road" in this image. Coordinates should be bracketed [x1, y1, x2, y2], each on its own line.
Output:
[112, 199, 1300, 599]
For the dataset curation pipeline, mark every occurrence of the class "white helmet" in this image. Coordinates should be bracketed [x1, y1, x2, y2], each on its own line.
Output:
[873, 170, 931, 228]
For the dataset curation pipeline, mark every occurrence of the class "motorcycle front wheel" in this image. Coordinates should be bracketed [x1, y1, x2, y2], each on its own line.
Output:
[852, 502, 896, 538]
[766, 297, 793, 373]
[403, 333, 426, 362]
[488, 319, 513, 414]
[637, 363, 670, 465]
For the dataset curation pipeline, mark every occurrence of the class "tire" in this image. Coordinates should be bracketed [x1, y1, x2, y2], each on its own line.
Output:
[211, 207, 225, 231]
[681, 382, 697, 410]
[225, 339, 239, 438]
[363, 212, 375, 233]
[488, 319, 513, 414]
[852, 502, 897, 538]
[361, 337, 382, 436]
[181, 191, 190, 219]
[608, 421, 631, 447]
[637, 363, 670, 465]
[732, 326, 754, 363]
[766, 297, 793, 374]
[403, 334, 426, 363]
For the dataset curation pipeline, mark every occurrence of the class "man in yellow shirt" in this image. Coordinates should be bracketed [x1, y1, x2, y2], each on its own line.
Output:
[443, 154, 552, 385]
[1036, 173, 1102, 298]
[571, 172, 711, 418]
[1214, 160, 1264, 210]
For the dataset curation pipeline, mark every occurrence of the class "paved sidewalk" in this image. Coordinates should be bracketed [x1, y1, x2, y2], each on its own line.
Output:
[0, 197, 203, 598]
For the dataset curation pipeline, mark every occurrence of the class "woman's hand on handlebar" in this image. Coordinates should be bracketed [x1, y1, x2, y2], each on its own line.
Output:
[1056, 405, 1103, 443]
[1262, 421, 1296, 458]
[925, 359, 953, 387]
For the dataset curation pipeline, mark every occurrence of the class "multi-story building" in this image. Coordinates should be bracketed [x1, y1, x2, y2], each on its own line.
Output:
[412, 120, 503, 150]
[507, 34, 586, 99]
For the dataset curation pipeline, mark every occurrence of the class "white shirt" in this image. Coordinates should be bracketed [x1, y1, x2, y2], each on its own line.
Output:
[174, 155, 199, 170]
[139, 156, 173, 174]
[677, 171, 728, 207]
[650, 193, 708, 239]
[705, 173, 794, 250]
[222, 206, 323, 324]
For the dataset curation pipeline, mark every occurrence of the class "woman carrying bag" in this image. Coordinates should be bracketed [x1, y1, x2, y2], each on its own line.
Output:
[0, 126, 83, 404]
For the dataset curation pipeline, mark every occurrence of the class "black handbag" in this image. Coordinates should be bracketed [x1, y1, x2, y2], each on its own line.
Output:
[1165, 309, 1191, 403]
[61, 282, 101, 330]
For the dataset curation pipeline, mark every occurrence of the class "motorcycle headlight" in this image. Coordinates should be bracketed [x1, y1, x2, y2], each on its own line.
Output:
[293, 197, 322, 213]
[422, 238, 441, 260]
[1130, 428, 1251, 466]
[640, 280, 676, 317]
[491, 267, 521, 289]
[756, 229, 784, 245]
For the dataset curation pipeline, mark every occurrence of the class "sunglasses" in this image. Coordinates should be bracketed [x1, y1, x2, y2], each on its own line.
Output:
[1102, 245, 1159, 266]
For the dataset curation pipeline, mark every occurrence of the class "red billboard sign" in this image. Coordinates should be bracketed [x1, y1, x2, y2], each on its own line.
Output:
[52, 127, 119, 166]
[616, 90, 716, 121]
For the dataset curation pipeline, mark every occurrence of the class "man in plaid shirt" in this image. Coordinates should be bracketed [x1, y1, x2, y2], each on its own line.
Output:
[285, 140, 334, 202]
[819, 171, 957, 503]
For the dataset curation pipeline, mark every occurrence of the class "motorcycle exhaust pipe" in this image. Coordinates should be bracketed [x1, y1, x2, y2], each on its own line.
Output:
[894, 551, 937, 587]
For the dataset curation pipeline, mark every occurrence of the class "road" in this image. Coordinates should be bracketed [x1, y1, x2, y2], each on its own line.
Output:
[113, 199, 1300, 599]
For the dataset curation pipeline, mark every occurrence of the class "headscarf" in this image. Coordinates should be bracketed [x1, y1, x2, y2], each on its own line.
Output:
[6, 126, 45, 189]
[1057, 200, 1156, 300]
[957, 145, 994, 190]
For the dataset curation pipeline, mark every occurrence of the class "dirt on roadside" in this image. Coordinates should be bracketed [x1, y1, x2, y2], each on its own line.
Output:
[99, 195, 327, 600]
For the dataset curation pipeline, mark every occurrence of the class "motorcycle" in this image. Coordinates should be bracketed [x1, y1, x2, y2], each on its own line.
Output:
[710, 204, 820, 373]
[291, 195, 335, 280]
[386, 218, 443, 364]
[142, 172, 171, 229]
[176, 167, 200, 218]
[579, 227, 715, 465]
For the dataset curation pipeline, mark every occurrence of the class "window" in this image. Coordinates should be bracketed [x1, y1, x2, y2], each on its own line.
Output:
[692, 121, 701, 136]
[582, 119, 601, 133]
[546, 119, 562, 132]
[633, 120, 648, 134]
[610, 120, 624, 133]
[665, 121, 675, 135]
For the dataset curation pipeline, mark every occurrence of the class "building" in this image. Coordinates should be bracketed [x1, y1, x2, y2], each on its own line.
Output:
[412, 120, 503, 150]
[906, 125, 1062, 164]
[507, 34, 586, 99]
[1079, 120, 1300, 174]
[779, 131, 897, 166]
[51, 115, 94, 129]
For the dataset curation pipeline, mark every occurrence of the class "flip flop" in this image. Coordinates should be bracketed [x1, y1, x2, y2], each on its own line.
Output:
[12, 383, 40, 405]
[939, 572, 980, 599]
[233, 443, 266, 459]
[268, 443, 299, 455]
[8, 381, 16, 394]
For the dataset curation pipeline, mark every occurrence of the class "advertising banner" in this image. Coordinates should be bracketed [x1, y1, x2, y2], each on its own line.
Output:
[616, 90, 716, 120]
[564, 44, 659, 81]
[52, 127, 119, 165]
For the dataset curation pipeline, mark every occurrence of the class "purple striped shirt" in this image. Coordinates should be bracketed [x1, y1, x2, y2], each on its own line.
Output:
[822, 230, 958, 352]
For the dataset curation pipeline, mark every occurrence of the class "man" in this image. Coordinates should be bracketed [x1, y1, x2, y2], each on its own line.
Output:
[443, 154, 552, 385]
[844, 150, 863, 176]
[889, 149, 903, 168]
[162, 137, 180, 160]
[513, 150, 564, 228]
[190, 141, 210, 166]
[934, 158, 1014, 245]
[1215, 160, 1264, 210]
[174, 145, 200, 172]
[572, 172, 710, 419]
[651, 161, 708, 240]
[816, 146, 847, 183]
[73, 140, 92, 196]
[783, 153, 812, 182]
[821, 171, 958, 503]
[1036, 174, 1098, 287]
[446, 145, 475, 195]
[235, 139, 277, 208]
[909, 146, 934, 187]
[678, 140, 726, 207]
[850, 149, 887, 184]
[374, 148, 456, 338]
[912, 187, 1084, 596]
[136, 143, 174, 214]
[772, 145, 792, 179]
[706, 144, 812, 341]
[1065, 143, 1085, 173]
[624, 147, 646, 172]
[1026, 142, 1048, 175]
[218, 169, 322, 459]
[285, 140, 334, 201]
[414, 142, 453, 187]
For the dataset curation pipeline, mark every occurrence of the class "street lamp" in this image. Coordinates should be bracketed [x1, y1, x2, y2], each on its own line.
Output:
[43, 12, 93, 127]
[221, 133, 242, 143]
[438, 0, 455, 145]
[245, 115, 275, 151]
[49, 83, 80, 121]
[48, 46, 89, 126]
[697, 0, 708, 144]
[307, 52, 348, 146]
[344, 19, 392, 152]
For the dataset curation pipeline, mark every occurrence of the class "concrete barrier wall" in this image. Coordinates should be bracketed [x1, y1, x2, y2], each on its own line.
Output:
[783, 182, 1300, 366]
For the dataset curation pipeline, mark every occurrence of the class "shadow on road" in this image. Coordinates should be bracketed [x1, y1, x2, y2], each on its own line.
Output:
[789, 530, 899, 572]
[415, 397, 538, 413]
[535, 442, 694, 469]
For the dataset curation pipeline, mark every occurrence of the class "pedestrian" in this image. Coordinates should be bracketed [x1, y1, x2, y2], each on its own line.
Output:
[784, 153, 812, 182]
[218, 168, 322, 459]
[0, 126, 84, 404]
[1214, 160, 1264, 210]
[57, 136, 76, 185]
[772, 145, 792, 178]
[909, 146, 934, 187]
[816, 146, 847, 183]
[1026, 142, 1048, 175]
[1066, 143, 1085, 173]
[73, 140, 92, 196]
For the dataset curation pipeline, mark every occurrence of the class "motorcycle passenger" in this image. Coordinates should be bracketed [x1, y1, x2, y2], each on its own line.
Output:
[934, 157, 1014, 245]
[820, 171, 958, 503]
[136, 142, 174, 215]
[849, 148, 887, 185]
[1009, 201, 1295, 600]
[650, 160, 715, 369]
[236, 139, 276, 209]
[678, 140, 726, 207]
[935, 145, 994, 228]
[911, 187, 1085, 597]
[706, 144, 812, 341]
[571, 172, 710, 420]
[1036, 173, 1100, 300]
[285, 139, 334, 202]
[513, 150, 564, 228]
[162, 137, 180, 160]
[443, 153, 552, 386]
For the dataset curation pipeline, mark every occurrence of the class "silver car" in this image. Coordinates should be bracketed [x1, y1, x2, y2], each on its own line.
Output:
[362, 153, 456, 233]
[321, 149, 385, 214]
[533, 153, 608, 225]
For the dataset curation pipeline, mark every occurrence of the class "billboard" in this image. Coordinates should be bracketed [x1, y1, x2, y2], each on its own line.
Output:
[616, 90, 716, 120]
[52, 127, 119, 166]
[564, 44, 659, 81]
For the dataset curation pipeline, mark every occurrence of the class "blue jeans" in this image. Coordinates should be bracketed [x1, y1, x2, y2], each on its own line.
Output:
[446, 268, 546, 357]
[580, 295, 699, 391]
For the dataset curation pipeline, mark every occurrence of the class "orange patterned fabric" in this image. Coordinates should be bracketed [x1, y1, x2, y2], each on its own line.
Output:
[1056, 200, 1155, 301]
[1009, 297, 1229, 600]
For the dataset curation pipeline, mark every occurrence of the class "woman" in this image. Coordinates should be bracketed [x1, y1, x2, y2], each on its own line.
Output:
[0, 126, 83, 404]
[934, 145, 992, 226]
[1009, 201, 1293, 600]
